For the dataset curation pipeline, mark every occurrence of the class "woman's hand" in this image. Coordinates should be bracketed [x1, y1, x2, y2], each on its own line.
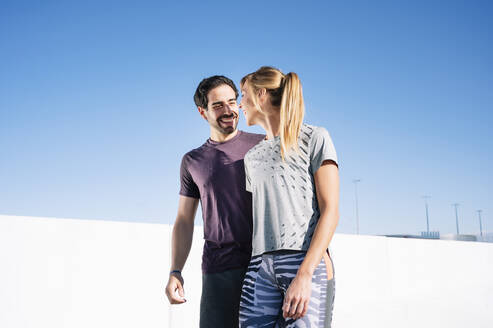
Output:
[282, 272, 312, 320]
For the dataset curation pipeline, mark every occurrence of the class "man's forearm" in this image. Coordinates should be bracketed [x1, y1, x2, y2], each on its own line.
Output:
[170, 218, 194, 271]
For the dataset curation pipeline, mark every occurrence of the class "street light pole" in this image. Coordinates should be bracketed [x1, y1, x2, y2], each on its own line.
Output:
[422, 195, 431, 234]
[452, 203, 460, 235]
[477, 210, 483, 238]
[353, 179, 361, 235]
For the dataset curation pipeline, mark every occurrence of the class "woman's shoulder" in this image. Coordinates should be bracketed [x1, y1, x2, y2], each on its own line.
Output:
[244, 137, 268, 162]
[301, 123, 331, 139]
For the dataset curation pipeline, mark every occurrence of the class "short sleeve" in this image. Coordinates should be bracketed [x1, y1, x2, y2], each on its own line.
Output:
[244, 159, 252, 192]
[310, 127, 338, 173]
[179, 155, 200, 199]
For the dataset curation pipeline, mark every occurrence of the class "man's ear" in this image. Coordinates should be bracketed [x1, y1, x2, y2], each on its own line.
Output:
[197, 106, 208, 121]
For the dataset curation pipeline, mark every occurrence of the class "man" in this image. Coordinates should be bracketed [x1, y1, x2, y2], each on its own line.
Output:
[165, 75, 264, 328]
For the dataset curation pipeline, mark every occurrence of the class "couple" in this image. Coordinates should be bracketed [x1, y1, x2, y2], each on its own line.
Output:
[165, 66, 339, 328]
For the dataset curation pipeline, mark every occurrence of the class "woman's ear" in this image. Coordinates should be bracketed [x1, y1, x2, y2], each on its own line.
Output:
[258, 88, 266, 98]
[258, 88, 267, 104]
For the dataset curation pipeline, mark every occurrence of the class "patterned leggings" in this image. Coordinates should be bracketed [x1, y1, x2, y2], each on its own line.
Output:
[239, 251, 335, 328]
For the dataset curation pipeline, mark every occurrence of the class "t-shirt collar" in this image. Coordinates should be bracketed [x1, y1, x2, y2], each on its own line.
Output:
[207, 130, 243, 146]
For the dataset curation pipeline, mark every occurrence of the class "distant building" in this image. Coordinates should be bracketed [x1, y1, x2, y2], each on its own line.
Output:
[383, 231, 440, 240]
[383, 234, 434, 239]
[420, 231, 440, 239]
[383, 232, 493, 243]
[441, 234, 477, 242]
[476, 232, 493, 243]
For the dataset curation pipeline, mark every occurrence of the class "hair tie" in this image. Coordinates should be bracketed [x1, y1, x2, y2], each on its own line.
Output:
[280, 75, 287, 88]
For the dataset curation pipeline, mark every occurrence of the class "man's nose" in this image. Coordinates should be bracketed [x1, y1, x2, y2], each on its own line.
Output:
[224, 103, 236, 113]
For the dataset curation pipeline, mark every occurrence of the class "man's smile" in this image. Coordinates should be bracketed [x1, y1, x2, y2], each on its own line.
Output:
[218, 114, 237, 125]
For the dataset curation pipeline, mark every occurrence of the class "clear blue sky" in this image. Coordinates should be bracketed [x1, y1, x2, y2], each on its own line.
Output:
[1, 0, 492, 236]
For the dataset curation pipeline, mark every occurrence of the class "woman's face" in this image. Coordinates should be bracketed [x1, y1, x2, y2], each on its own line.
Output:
[240, 81, 262, 126]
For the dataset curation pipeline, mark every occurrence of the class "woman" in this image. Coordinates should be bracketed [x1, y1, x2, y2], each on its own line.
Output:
[238, 66, 339, 327]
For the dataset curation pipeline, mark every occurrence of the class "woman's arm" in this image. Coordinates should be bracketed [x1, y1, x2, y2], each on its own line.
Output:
[282, 160, 340, 319]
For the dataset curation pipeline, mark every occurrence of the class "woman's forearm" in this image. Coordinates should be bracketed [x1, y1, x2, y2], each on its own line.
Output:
[298, 209, 339, 276]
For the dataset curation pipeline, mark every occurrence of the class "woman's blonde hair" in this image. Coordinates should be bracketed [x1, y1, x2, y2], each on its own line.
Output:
[241, 66, 304, 160]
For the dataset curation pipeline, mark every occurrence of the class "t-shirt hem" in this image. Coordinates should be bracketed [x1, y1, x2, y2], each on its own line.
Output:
[313, 156, 339, 174]
[178, 191, 200, 199]
[252, 246, 309, 258]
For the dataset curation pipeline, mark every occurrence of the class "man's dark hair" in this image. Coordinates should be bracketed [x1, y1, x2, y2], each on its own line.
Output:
[193, 75, 239, 109]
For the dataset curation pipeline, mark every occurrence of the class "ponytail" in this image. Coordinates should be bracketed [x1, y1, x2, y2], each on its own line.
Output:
[279, 72, 304, 160]
[241, 67, 305, 160]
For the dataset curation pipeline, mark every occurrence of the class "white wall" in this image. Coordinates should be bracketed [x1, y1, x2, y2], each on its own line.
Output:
[1, 215, 492, 328]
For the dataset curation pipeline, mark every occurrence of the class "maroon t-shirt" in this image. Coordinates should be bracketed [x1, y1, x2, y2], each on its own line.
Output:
[179, 130, 265, 273]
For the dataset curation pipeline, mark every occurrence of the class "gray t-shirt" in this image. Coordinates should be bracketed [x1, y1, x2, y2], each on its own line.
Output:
[244, 124, 338, 256]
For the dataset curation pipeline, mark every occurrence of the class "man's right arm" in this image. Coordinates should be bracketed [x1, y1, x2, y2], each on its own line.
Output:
[165, 195, 199, 304]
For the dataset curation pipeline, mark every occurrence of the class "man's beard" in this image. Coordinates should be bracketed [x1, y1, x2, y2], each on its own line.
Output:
[214, 113, 239, 135]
